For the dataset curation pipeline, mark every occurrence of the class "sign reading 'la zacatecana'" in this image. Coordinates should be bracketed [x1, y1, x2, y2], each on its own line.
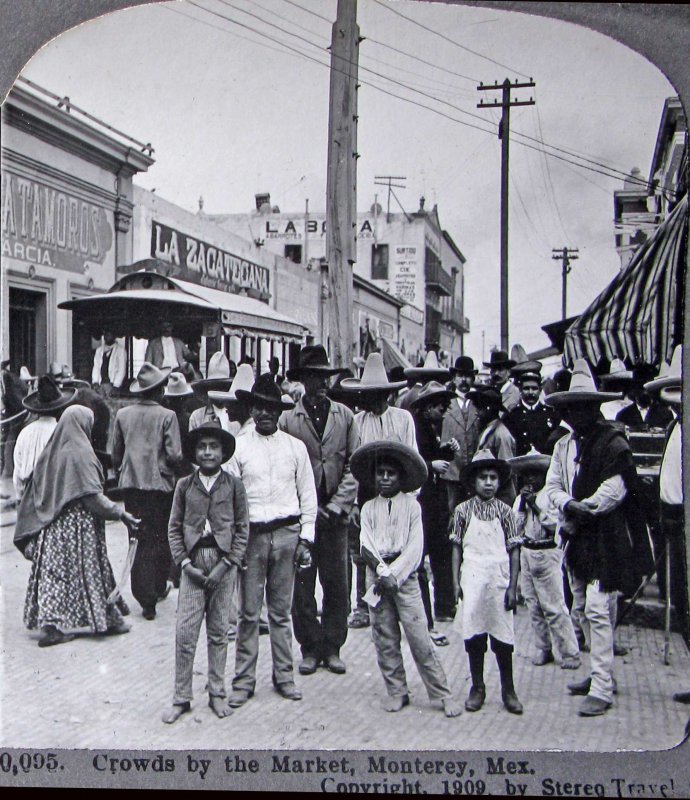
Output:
[152, 221, 270, 296]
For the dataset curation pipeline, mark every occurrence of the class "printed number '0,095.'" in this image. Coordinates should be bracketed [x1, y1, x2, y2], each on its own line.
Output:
[0, 752, 61, 773]
[441, 779, 487, 795]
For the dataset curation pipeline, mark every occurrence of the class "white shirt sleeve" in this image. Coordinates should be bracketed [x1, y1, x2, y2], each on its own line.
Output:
[545, 438, 573, 512]
[293, 439, 318, 543]
[581, 475, 627, 514]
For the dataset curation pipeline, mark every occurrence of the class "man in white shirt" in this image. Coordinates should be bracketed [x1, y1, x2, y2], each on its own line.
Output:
[544, 359, 650, 717]
[145, 321, 194, 371]
[91, 331, 126, 396]
[227, 374, 318, 707]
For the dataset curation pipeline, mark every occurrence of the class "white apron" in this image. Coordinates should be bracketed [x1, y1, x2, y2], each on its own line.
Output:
[460, 512, 514, 645]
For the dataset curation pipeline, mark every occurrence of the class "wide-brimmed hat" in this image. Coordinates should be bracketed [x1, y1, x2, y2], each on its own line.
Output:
[339, 352, 407, 392]
[644, 345, 682, 393]
[19, 366, 36, 382]
[450, 355, 478, 375]
[186, 422, 236, 463]
[483, 350, 516, 369]
[286, 345, 345, 381]
[508, 446, 551, 472]
[192, 352, 233, 391]
[236, 372, 295, 410]
[207, 363, 255, 404]
[22, 374, 77, 413]
[660, 387, 681, 406]
[599, 358, 634, 386]
[544, 359, 621, 407]
[467, 385, 503, 411]
[129, 362, 171, 394]
[164, 372, 194, 397]
[350, 441, 428, 493]
[463, 449, 511, 485]
[410, 380, 455, 411]
[48, 362, 89, 389]
[403, 350, 450, 382]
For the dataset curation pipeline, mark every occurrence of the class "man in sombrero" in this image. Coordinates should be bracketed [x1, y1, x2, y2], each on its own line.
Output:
[544, 359, 653, 716]
[111, 362, 183, 620]
[280, 345, 358, 676]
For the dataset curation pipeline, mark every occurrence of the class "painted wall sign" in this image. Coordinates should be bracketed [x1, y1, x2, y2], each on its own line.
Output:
[391, 244, 419, 305]
[1, 171, 113, 272]
[151, 220, 270, 296]
[264, 217, 375, 240]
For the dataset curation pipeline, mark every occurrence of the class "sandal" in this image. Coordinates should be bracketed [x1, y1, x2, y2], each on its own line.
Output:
[430, 631, 450, 647]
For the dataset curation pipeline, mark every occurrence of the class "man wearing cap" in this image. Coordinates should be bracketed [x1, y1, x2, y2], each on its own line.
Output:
[91, 331, 126, 397]
[227, 374, 317, 705]
[504, 369, 560, 456]
[544, 359, 652, 716]
[279, 345, 358, 676]
[441, 356, 481, 512]
[145, 320, 195, 371]
[338, 352, 415, 629]
[484, 351, 521, 416]
[13, 375, 76, 499]
[111, 362, 183, 619]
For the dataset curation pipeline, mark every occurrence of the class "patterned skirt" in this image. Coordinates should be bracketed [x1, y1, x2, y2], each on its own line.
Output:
[24, 500, 129, 633]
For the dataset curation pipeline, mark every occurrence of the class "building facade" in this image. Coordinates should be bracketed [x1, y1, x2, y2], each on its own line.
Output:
[1, 82, 153, 376]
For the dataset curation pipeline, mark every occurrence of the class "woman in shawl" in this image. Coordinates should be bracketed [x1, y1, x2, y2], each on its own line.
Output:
[14, 405, 141, 647]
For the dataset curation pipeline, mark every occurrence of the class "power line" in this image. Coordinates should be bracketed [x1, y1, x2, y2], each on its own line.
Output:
[371, 0, 530, 79]
[281, 0, 331, 23]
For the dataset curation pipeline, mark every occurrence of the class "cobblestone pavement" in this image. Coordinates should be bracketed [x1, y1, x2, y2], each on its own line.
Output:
[1, 504, 689, 753]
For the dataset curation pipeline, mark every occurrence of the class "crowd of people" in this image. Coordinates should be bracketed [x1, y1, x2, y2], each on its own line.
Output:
[2, 336, 685, 724]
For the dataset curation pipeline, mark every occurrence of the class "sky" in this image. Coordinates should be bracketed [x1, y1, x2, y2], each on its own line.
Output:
[16, 0, 676, 361]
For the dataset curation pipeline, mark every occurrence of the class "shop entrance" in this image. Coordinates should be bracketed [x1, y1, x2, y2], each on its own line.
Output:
[9, 287, 47, 375]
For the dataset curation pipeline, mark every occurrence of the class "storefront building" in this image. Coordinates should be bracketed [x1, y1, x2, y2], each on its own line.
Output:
[1, 81, 153, 377]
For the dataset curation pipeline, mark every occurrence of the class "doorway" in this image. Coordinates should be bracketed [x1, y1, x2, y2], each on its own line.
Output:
[9, 287, 47, 375]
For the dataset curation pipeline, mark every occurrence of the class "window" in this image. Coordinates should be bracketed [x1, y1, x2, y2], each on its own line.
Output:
[371, 243, 389, 280]
[284, 244, 302, 264]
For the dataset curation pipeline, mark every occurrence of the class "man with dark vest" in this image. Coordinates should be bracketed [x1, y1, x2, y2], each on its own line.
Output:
[545, 359, 653, 716]
[504, 368, 560, 456]
[280, 346, 358, 676]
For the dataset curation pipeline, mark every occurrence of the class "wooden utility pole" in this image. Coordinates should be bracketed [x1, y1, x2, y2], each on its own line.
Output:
[552, 246, 579, 319]
[477, 78, 535, 351]
[326, 0, 359, 368]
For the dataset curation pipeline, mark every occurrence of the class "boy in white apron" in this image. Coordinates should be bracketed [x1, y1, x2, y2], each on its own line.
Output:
[508, 448, 581, 670]
[350, 441, 462, 717]
[450, 450, 523, 714]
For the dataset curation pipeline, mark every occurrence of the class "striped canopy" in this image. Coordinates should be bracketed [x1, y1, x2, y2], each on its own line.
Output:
[564, 194, 687, 368]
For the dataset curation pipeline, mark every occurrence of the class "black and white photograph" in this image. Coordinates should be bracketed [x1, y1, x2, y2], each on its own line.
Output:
[0, 0, 688, 793]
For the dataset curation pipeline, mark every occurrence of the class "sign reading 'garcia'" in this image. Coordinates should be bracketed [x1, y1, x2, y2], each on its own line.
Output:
[152, 221, 270, 296]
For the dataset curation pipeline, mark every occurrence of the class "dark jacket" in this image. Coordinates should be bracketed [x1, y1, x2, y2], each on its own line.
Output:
[413, 412, 454, 508]
[168, 470, 249, 567]
[440, 397, 481, 481]
[504, 401, 560, 455]
[616, 401, 673, 431]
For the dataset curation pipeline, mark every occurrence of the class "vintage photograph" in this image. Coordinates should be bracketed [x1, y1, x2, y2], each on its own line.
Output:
[0, 0, 687, 776]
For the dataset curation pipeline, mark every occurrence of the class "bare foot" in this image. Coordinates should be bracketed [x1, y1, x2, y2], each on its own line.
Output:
[442, 697, 463, 717]
[209, 696, 234, 718]
[162, 702, 191, 724]
[381, 695, 410, 712]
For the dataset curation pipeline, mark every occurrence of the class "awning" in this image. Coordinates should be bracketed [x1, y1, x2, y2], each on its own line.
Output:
[564, 194, 687, 367]
[59, 271, 307, 343]
[381, 337, 412, 371]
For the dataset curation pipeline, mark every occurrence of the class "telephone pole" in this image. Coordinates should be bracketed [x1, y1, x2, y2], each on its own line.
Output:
[477, 78, 535, 351]
[552, 247, 579, 319]
[326, 0, 359, 369]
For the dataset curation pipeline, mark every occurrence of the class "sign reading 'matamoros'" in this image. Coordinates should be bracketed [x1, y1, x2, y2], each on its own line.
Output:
[152, 220, 270, 297]
[1, 172, 113, 272]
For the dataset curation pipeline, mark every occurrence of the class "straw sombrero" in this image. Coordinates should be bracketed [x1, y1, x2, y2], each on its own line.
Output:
[207, 363, 255, 404]
[339, 352, 406, 392]
[462, 449, 511, 485]
[508, 446, 551, 472]
[350, 441, 428, 493]
[598, 358, 634, 386]
[544, 359, 621, 406]
[644, 345, 682, 393]
[192, 352, 233, 391]
[403, 351, 450, 382]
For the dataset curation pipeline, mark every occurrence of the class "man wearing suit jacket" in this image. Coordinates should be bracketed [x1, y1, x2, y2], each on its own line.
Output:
[615, 387, 673, 430]
[279, 346, 358, 677]
[441, 356, 481, 513]
[145, 320, 194, 371]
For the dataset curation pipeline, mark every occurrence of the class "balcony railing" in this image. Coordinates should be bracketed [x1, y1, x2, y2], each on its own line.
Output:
[441, 304, 470, 333]
[424, 260, 453, 296]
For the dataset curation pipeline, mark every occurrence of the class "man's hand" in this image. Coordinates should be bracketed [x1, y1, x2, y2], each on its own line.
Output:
[431, 460, 450, 474]
[294, 540, 312, 569]
[520, 487, 535, 503]
[121, 511, 141, 531]
[374, 575, 398, 596]
[348, 505, 361, 528]
[205, 561, 229, 591]
[444, 437, 461, 453]
[566, 500, 595, 521]
[452, 575, 463, 603]
[23, 539, 37, 562]
[504, 585, 517, 611]
[183, 563, 207, 587]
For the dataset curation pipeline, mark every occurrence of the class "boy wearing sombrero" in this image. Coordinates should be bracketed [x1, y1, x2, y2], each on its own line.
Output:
[450, 450, 523, 715]
[508, 448, 581, 670]
[162, 422, 248, 723]
[351, 441, 462, 717]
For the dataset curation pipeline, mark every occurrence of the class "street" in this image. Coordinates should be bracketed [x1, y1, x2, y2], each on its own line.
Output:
[1, 494, 688, 754]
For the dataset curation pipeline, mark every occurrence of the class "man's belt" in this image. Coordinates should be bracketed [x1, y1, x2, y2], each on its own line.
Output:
[250, 515, 301, 534]
[522, 539, 557, 551]
[381, 552, 401, 564]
